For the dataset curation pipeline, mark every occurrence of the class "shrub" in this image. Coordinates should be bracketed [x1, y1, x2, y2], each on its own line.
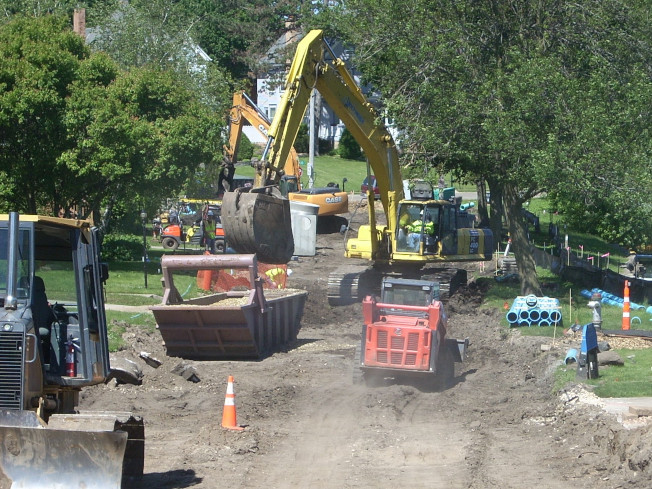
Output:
[239, 133, 254, 159]
[318, 138, 333, 154]
[294, 123, 309, 153]
[101, 233, 146, 262]
[338, 128, 362, 160]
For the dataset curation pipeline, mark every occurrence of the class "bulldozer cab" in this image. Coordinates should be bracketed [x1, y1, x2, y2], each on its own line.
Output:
[0, 213, 143, 488]
[0, 214, 111, 413]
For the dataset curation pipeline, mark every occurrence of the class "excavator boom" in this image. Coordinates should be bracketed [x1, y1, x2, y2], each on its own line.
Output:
[223, 30, 492, 292]
[222, 30, 393, 263]
[222, 91, 300, 190]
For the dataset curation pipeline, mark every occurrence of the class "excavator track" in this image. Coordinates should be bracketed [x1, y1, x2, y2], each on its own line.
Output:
[328, 266, 467, 305]
[327, 265, 381, 306]
[420, 268, 468, 301]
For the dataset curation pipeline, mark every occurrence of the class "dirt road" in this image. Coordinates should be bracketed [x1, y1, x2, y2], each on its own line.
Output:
[81, 199, 652, 489]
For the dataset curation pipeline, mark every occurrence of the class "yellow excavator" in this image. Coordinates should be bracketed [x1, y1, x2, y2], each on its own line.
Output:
[0, 213, 143, 488]
[221, 30, 493, 300]
[222, 91, 348, 217]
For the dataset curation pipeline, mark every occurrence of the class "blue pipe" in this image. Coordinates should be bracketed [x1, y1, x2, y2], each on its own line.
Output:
[506, 309, 519, 323]
[528, 308, 541, 322]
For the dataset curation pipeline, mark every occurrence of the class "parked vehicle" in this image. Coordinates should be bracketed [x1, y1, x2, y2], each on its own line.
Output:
[159, 202, 225, 252]
[360, 175, 380, 199]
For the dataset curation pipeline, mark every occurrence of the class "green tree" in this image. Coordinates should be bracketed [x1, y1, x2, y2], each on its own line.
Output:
[180, 0, 297, 82]
[0, 15, 225, 230]
[0, 15, 87, 213]
[60, 66, 223, 227]
[325, 0, 652, 294]
[0, 0, 77, 19]
[338, 127, 362, 160]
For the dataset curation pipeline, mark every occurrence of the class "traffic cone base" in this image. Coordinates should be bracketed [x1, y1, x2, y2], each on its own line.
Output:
[622, 281, 631, 331]
[222, 376, 244, 431]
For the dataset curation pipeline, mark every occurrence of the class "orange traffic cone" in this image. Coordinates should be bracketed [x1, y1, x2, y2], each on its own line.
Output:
[222, 376, 244, 431]
[622, 281, 631, 331]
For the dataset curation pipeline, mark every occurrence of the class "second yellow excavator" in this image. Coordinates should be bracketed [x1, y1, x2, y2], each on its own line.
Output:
[222, 30, 493, 297]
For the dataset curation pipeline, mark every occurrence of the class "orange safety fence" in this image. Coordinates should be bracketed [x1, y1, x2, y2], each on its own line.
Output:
[197, 262, 288, 291]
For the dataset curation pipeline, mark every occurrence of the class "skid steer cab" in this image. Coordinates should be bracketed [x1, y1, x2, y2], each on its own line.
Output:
[0, 213, 143, 488]
[354, 277, 468, 390]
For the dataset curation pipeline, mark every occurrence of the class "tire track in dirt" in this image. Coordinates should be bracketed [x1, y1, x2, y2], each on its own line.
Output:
[242, 346, 475, 489]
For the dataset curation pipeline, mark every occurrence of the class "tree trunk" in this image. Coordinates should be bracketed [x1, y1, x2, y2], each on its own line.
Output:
[503, 183, 542, 296]
[486, 176, 503, 252]
[475, 180, 489, 228]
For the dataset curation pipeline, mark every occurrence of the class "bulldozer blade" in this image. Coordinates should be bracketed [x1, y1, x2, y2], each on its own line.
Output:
[221, 187, 294, 264]
[0, 410, 127, 489]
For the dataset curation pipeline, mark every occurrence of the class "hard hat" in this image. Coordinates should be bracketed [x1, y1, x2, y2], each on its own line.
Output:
[207, 210, 214, 216]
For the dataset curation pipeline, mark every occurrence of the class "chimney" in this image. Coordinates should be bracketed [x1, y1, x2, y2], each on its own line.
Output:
[73, 8, 86, 40]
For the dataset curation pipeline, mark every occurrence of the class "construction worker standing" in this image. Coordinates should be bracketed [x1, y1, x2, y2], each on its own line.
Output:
[203, 210, 217, 254]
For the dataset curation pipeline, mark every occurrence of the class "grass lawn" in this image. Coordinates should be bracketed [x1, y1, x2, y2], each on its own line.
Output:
[554, 348, 652, 397]
[481, 263, 651, 398]
[235, 154, 478, 194]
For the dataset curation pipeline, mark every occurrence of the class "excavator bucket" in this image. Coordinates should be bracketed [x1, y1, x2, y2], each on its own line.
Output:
[221, 186, 294, 264]
[0, 410, 127, 489]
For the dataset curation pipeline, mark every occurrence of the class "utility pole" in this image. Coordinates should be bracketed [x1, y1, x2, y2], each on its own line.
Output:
[308, 90, 315, 188]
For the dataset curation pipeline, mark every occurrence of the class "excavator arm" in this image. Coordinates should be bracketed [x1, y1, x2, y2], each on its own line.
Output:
[222, 30, 401, 263]
[266, 30, 403, 218]
[224, 91, 300, 189]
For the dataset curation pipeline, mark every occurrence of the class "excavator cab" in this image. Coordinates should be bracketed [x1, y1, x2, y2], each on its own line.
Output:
[395, 202, 441, 254]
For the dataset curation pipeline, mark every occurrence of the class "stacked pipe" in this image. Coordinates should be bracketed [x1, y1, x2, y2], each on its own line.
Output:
[579, 288, 647, 311]
[506, 295, 562, 327]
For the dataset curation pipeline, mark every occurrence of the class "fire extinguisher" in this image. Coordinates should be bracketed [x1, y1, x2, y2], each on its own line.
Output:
[66, 335, 76, 377]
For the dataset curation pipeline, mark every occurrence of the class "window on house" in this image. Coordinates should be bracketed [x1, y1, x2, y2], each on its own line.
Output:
[268, 105, 277, 120]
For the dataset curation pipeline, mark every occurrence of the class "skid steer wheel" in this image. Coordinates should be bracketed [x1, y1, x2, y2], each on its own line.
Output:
[162, 237, 179, 251]
[433, 339, 456, 391]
